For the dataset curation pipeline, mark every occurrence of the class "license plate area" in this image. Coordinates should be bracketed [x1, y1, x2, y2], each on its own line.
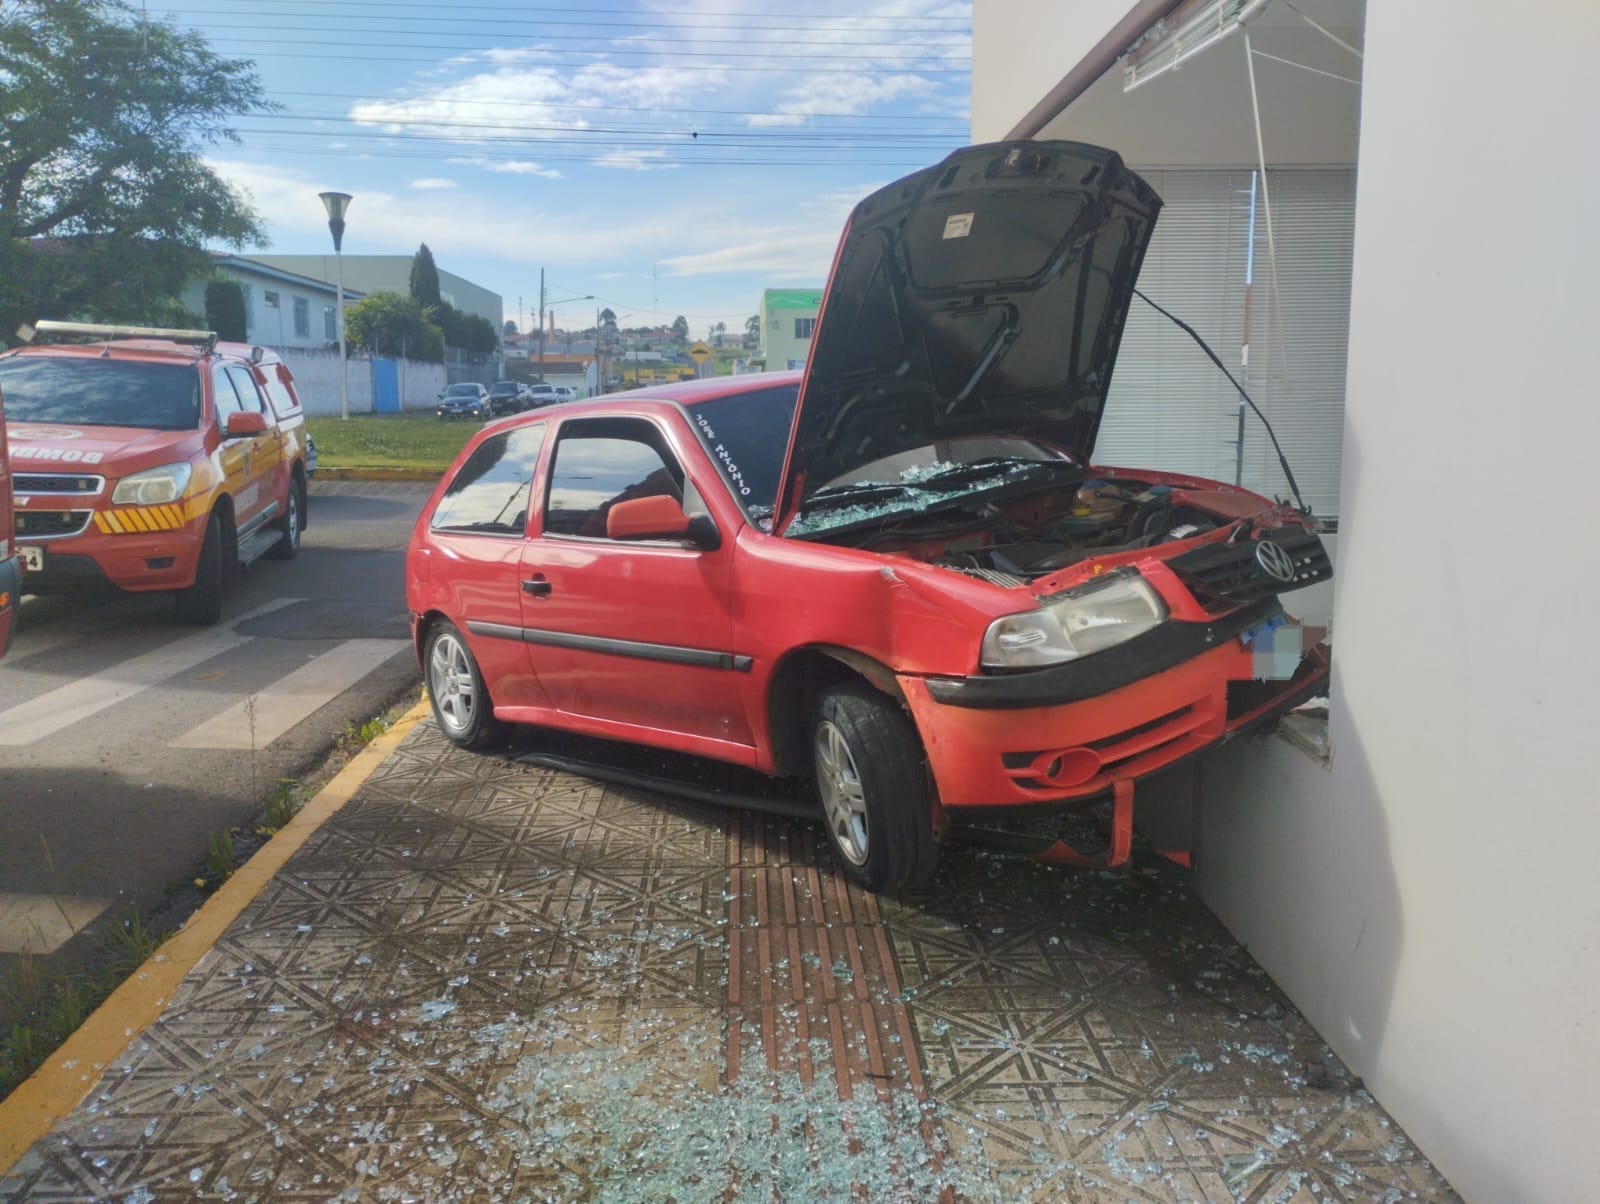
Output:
[1239, 615, 1304, 680]
[18, 546, 44, 572]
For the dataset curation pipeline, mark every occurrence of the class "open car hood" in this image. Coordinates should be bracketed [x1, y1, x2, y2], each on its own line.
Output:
[774, 140, 1161, 529]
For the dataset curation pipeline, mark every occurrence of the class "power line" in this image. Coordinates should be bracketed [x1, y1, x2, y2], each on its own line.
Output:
[146, 17, 970, 51]
[266, 89, 968, 125]
[229, 142, 935, 167]
[95, 33, 969, 64]
[152, 1, 971, 28]
[108, 45, 971, 72]
[234, 111, 960, 141]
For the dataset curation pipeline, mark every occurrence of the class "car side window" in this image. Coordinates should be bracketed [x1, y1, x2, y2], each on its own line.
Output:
[212, 368, 243, 422]
[544, 418, 685, 539]
[430, 424, 547, 535]
[225, 365, 267, 414]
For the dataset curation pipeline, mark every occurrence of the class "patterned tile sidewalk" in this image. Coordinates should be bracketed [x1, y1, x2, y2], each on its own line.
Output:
[2, 721, 1456, 1201]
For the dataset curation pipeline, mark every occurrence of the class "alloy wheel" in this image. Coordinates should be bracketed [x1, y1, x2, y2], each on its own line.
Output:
[429, 631, 477, 735]
[814, 719, 870, 865]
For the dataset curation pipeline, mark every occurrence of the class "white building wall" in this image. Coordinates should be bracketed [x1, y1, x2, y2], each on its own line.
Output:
[276, 349, 448, 417]
[1193, 3, 1600, 1200]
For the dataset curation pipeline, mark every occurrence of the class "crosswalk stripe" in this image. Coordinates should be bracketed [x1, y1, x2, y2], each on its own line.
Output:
[170, 638, 410, 749]
[0, 598, 303, 746]
[0, 892, 113, 955]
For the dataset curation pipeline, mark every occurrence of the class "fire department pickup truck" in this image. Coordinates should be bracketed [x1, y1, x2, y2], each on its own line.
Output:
[0, 321, 313, 625]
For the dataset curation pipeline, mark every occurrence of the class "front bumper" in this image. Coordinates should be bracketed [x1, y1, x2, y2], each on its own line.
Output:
[898, 609, 1328, 810]
[14, 514, 205, 593]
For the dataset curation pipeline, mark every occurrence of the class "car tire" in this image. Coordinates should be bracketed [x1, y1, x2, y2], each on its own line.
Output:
[268, 473, 304, 560]
[425, 619, 507, 750]
[175, 512, 225, 626]
[811, 682, 939, 892]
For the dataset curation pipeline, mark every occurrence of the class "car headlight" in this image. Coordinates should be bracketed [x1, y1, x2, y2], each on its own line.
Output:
[980, 570, 1168, 670]
[112, 462, 193, 506]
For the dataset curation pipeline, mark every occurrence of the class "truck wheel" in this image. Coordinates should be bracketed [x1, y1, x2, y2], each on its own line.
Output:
[811, 682, 940, 892]
[425, 620, 507, 749]
[175, 513, 225, 626]
[269, 473, 304, 560]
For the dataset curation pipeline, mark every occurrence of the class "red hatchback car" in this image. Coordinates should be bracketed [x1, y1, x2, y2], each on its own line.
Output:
[406, 140, 1330, 891]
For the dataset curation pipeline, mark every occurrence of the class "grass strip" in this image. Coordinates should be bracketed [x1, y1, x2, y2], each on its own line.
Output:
[306, 413, 481, 472]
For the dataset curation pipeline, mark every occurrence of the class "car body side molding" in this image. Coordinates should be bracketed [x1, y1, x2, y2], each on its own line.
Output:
[465, 619, 753, 672]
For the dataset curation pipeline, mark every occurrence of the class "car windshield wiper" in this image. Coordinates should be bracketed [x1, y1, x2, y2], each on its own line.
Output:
[907, 457, 1079, 490]
[804, 481, 914, 510]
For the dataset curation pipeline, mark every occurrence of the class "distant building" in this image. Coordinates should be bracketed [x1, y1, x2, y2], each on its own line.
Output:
[246, 255, 502, 336]
[758, 288, 823, 370]
[182, 255, 365, 350]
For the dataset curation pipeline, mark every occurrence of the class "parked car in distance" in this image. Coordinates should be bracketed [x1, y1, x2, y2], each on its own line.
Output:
[0, 381, 19, 658]
[0, 321, 312, 626]
[405, 140, 1332, 893]
[553, 386, 578, 403]
[487, 381, 528, 416]
[437, 382, 491, 420]
[525, 383, 559, 408]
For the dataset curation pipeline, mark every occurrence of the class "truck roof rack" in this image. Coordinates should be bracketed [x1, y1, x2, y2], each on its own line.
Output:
[17, 321, 219, 355]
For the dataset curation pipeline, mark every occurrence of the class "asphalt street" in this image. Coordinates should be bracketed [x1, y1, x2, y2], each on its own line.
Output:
[0, 480, 434, 997]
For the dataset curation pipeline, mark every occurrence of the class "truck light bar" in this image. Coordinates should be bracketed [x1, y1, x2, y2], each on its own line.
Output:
[17, 321, 219, 355]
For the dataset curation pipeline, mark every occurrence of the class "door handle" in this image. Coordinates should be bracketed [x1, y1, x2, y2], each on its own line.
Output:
[521, 576, 552, 597]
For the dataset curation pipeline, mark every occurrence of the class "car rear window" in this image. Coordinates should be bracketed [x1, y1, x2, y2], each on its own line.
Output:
[684, 383, 799, 518]
[0, 355, 201, 431]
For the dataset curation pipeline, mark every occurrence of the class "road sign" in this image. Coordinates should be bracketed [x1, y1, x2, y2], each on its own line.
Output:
[688, 341, 712, 363]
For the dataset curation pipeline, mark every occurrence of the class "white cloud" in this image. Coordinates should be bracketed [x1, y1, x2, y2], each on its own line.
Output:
[346, 63, 727, 144]
[592, 148, 679, 172]
[409, 177, 458, 190]
[448, 156, 563, 179]
[660, 186, 872, 278]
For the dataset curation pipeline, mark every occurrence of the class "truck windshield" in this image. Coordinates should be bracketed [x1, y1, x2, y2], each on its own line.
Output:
[0, 356, 201, 431]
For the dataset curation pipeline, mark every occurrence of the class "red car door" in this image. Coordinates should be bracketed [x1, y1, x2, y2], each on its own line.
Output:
[423, 423, 555, 711]
[522, 415, 753, 751]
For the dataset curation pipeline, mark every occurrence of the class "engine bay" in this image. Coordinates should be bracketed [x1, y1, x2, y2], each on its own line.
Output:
[855, 477, 1240, 586]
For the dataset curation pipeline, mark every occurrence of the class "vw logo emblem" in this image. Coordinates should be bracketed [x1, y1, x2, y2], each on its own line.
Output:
[1254, 539, 1298, 583]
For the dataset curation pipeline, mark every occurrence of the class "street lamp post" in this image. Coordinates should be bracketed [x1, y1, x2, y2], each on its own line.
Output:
[318, 191, 353, 421]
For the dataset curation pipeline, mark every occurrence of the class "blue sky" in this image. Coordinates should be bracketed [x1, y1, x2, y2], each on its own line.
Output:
[153, 0, 972, 338]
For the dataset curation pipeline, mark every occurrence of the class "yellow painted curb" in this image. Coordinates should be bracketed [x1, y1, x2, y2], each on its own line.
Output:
[0, 698, 434, 1177]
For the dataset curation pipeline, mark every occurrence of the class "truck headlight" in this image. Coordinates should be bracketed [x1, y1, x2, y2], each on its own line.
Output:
[112, 462, 192, 505]
[981, 571, 1168, 670]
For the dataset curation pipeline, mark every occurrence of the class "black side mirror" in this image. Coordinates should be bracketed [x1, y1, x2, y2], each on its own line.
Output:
[685, 513, 721, 552]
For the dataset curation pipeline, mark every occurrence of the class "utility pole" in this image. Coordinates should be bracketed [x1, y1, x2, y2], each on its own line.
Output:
[537, 268, 545, 384]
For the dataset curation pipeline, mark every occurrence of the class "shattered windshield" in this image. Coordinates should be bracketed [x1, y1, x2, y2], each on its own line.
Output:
[0, 355, 201, 431]
[684, 383, 800, 520]
[786, 437, 1080, 537]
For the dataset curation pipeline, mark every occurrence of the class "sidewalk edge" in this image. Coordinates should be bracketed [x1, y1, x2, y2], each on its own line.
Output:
[0, 699, 433, 1177]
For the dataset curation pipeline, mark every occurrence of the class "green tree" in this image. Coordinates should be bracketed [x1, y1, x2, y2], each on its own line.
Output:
[0, 0, 270, 341]
[344, 291, 443, 360]
[744, 314, 760, 348]
[203, 279, 247, 341]
[671, 314, 690, 343]
[408, 243, 441, 309]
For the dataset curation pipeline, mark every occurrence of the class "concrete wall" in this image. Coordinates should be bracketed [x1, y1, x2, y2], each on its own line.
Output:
[277, 348, 447, 416]
[1190, 3, 1600, 1200]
